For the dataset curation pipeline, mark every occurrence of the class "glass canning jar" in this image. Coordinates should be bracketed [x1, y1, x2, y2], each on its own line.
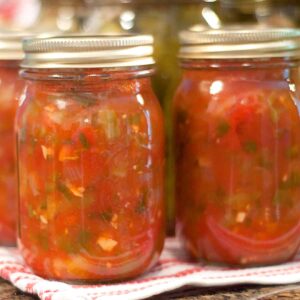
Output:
[16, 35, 165, 282]
[174, 28, 300, 266]
[0, 32, 26, 246]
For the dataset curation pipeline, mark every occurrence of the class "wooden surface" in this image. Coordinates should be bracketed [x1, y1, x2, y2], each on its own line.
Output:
[2, 279, 300, 299]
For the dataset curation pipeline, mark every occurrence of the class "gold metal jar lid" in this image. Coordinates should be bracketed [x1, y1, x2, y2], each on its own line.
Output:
[179, 28, 300, 59]
[0, 31, 29, 61]
[21, 34, 155, 69]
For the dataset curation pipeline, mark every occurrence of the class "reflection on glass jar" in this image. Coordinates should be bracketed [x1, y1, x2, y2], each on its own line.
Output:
[174, 28, 300, 266]
[17, 35, 165, 282]
[0, 32, 26, 246]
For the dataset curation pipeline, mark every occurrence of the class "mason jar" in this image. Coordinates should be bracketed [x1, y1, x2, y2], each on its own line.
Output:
[16, 35, 165, 281]
[0, 32, 26, 246]
[174, 28, 300, 266]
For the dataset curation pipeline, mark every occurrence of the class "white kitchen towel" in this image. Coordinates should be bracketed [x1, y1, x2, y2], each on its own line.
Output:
[1, 238, 300, 300]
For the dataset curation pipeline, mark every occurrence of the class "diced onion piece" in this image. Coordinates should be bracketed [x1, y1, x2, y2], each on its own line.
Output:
[236, 212, 246, 223]
[111, 214, 118, 229]
[97, 237, 118, 252]
[65, 182, 85, 198]
[40, 215, 48, 224]
[41, 145, 54, 159]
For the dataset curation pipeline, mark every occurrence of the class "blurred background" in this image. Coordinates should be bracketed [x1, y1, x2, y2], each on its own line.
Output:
[2, 0, 300, 100]
[3, 0, 300, 232]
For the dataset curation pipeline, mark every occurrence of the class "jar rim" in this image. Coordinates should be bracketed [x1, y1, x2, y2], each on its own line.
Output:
[179, 27, 300, 60]
[21, 34, 155, 69]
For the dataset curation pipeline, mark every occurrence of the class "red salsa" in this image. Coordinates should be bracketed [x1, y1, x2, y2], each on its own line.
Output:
[174, 29, 300, 266]
[0, 61, 24, 246]
[17, 36, 165, 281]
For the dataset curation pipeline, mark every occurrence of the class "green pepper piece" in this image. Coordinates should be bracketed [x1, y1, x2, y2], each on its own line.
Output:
[79, 132, 90, 149]
[36, 233, 49, 250]
[56, 181, 73, 201]
[78, 230, 91, 245]
[258, 155, 272, 169]
[100, 211, 113, 222]
[59, 230, 91, 254]
[176, 109, 188, 124]
[72, 93, 98, 107]
[286, 145, 299, 159]
[60, 240, 77, 254]
[280, 172, 300, 189]
[58, 236, 78, 254]
[40, 201, 47, 210]
[136, 189, 148, 214]
[28, 204, 36, 218]
[128, 113, 141, 126]
[217, 120, 230, 137]
[89, 210, 113, 222]
[243, 141, 257, 153]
